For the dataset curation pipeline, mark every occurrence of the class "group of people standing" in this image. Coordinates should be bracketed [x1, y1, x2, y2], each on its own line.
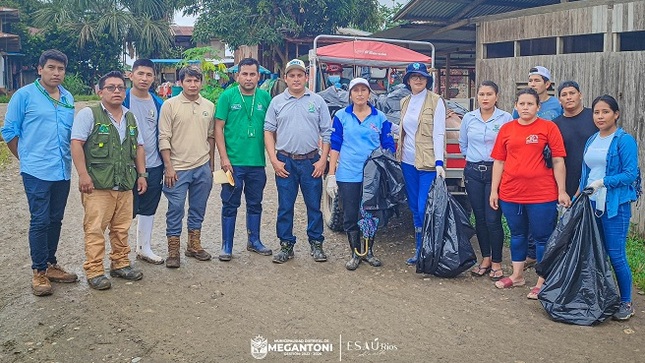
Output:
[2, 50, 639, 322]
[2, 51, 333, 295]
[460, 66, 639, 321]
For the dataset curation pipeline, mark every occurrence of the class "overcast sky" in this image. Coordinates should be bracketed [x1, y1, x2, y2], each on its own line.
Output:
[173, 1, 403, 25]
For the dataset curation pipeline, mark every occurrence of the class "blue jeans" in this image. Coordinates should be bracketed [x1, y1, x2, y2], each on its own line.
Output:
[593, 201, 633, 303]
[464, 163, 503, 263]
[221, 166, 266, 218]
[133, 164, 164, 217]
[163, 163, 213, 236]
[401, 162, 437, 228]
[22, 173, 71, 271]
[275, 153, 323, 243]
[500, 200, 557, 263]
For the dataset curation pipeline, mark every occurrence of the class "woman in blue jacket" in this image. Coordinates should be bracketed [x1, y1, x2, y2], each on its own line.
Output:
[326, 78, 396, 270]
[580, 94, 639, 321]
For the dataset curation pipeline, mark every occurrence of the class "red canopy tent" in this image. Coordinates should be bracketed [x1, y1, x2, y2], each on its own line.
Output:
[315, 40, 432, 68]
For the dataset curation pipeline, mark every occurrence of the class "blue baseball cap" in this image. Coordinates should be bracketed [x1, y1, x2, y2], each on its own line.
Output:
[403, 62, 432, 84]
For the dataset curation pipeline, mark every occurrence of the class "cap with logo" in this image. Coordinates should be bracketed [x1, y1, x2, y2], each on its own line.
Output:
[285, 59, 306, 74]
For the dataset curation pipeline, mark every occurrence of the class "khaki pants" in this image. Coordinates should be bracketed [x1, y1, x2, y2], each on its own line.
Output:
[81, 189, 133, 278]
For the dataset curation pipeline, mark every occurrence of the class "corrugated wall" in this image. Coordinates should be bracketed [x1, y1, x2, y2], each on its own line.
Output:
[476, 1, 645, 233]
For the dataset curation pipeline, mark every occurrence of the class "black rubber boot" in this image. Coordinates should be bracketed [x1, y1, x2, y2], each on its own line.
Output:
[309, 240, 327, 262]
[345, 231, 361, 271]
[362, 238, 382, 267]
[272, 241, 295, 264]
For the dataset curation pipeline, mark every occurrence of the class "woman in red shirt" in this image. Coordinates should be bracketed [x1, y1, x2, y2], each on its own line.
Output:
[489, 88, 571, 299]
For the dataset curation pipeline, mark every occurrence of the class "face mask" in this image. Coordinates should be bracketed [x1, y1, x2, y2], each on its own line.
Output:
[328, 75, 341, 85]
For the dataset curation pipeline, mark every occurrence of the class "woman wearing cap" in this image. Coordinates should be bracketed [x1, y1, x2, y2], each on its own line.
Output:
[459, 81, 513, 280]
[398, 62, 446, 265]
[580, 94, 639, 320]
[489, 88, 570, 299]
[326, 77, 396, 270]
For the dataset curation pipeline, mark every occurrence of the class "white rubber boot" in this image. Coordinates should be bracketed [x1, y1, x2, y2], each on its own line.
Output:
[136, 215, 164, 264]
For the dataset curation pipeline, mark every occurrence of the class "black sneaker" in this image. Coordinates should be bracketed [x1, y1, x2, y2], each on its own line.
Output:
[613, 302, 635, 321]
[272, 242, 295, 264]
[309, 240, 327, 262]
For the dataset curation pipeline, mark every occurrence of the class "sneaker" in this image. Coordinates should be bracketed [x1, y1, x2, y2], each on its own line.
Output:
[32, 270, 53, 296]
[109, 266, 143, 281]
[613, 302, 635, 321]
[45, 263, 78, 283]
[272, 242, 295, 264]
[87, 275, 111, 290]
[309, 240, 327, 262]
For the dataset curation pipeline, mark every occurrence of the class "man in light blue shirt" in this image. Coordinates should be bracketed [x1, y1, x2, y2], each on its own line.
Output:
[1, 49, 78, 296]
[264, 59, 332, 264]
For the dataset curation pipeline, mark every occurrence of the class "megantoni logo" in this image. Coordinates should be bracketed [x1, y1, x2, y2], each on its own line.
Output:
[250, 335, 333, 359]
[251, 335, 268, 360]
[413, 63, 420, 70]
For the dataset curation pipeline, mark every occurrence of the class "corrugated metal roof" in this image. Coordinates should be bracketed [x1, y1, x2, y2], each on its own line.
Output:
[394, 0, 561, 23]
[375, 0, 563, 69]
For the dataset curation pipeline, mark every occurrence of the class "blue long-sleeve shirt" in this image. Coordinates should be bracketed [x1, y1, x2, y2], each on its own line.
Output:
[1, 83, 75, 181]
[330, 104, 395, 182]
[580, 128, 639, 219]
[459, 107, 513, 162]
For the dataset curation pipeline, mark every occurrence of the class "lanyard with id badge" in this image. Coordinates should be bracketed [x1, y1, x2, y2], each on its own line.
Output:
[239, 87, 257, 138]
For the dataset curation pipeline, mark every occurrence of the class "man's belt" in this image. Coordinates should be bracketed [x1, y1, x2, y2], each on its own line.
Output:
[278, 150, 319, 160]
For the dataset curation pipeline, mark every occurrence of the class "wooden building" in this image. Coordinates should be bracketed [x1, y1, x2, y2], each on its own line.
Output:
[475, 0, 645, 232]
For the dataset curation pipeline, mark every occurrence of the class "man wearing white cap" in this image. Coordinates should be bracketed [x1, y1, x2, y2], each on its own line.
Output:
[512, 66, 563, 121]
[264, 59, 332, 264]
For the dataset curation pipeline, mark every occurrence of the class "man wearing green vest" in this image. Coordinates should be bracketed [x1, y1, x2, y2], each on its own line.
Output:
[214, 57, 273, 261]
[71, 71, 148, 290]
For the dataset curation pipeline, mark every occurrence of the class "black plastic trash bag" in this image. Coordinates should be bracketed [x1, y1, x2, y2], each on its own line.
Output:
[536, 191, 620, 325]
[416, 178, 476, 277]
[362, 148, 406, 228]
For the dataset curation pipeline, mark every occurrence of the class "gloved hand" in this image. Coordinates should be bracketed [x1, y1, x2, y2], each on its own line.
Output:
[589, 179, 604, 193]
[326, 175, 338, 199]
[436, 166, 446, 179]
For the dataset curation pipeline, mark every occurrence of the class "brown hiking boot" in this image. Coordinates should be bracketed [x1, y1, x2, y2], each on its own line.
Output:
[32, 270, 53, 296]
[45, 263, 78, 283]
[166, 236, 181, 268]
[185, 229, 211, 261]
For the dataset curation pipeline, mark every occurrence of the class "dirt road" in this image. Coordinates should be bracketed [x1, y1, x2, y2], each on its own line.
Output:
[0, 103, 643, 362]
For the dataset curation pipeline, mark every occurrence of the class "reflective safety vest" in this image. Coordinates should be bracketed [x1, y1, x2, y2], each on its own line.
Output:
[84, 105, 138, 190]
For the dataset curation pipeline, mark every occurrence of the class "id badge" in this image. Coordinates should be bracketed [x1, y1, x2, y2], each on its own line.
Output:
[247, 126, 256, 138]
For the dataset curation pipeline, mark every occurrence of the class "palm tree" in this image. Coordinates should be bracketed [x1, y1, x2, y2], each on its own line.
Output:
[33, 0, 181, 58]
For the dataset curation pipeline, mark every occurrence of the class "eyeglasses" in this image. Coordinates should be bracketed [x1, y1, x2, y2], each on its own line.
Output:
[102, 85, 126, 92]
[409, 75, 425, 81]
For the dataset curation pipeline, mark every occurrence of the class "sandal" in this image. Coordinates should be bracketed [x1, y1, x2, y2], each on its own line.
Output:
[495, 277, 526, 289]
[489, 268, 504, 281]
[527, 286, 541, 300]
[471, 264, 491, 277]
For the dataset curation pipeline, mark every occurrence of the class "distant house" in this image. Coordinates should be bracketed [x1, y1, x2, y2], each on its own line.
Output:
[154, 25, 231, 84]
[0, 7, 21, 93]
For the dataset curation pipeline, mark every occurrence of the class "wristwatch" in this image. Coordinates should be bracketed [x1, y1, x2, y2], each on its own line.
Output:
[138, 172, 149, 178]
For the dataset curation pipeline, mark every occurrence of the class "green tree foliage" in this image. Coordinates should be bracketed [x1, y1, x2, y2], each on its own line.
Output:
[31, 0, 179, 59]
[180, 0, 380, 66]
[22, 26, 123, 88]
[372, 2, 406, 32]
